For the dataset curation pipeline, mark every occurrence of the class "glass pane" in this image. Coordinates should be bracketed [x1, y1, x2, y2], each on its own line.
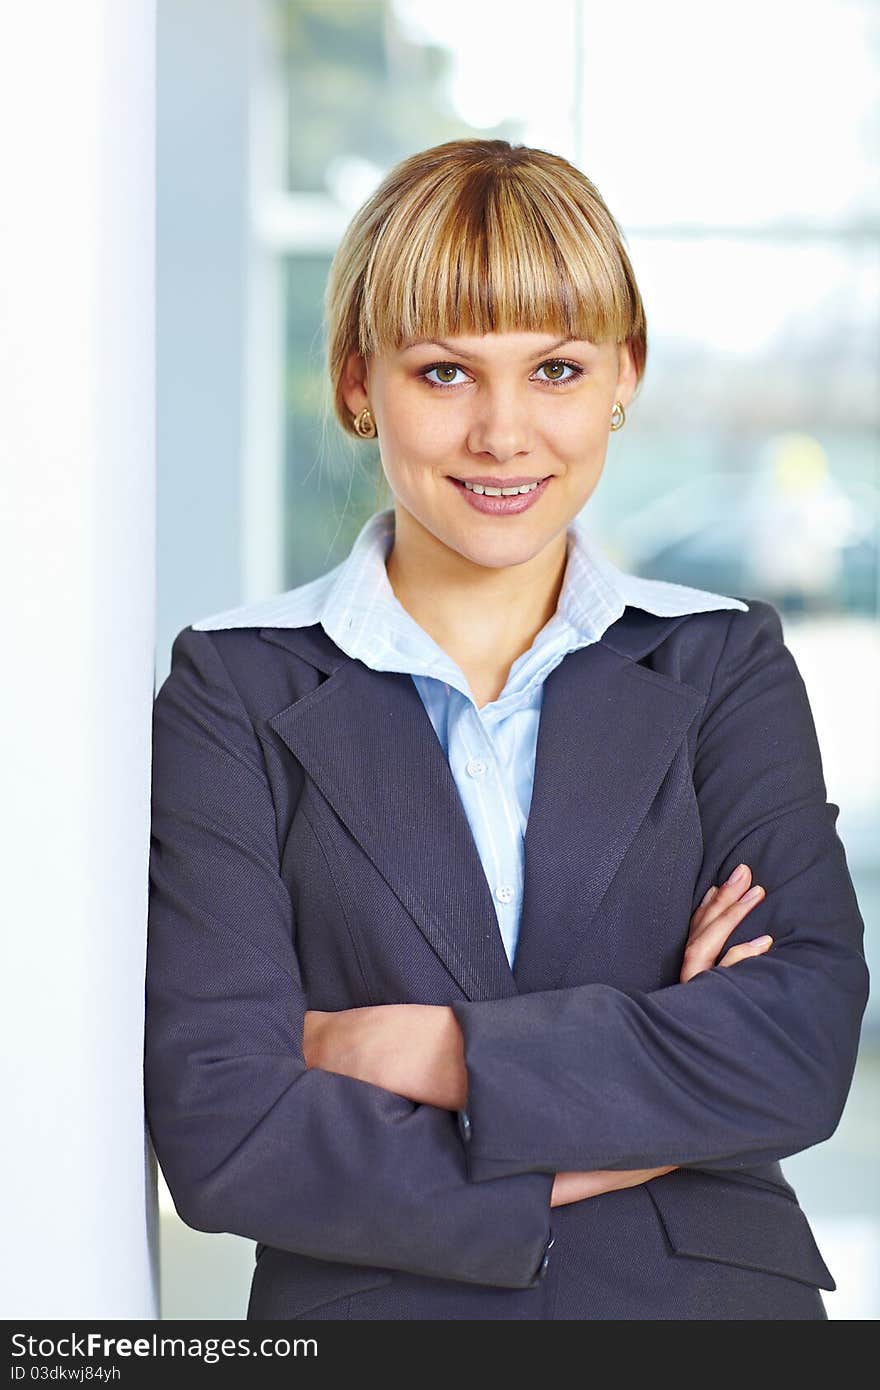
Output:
[281, 250, 384, 587]
[272, 0, 579, 197]
[579, 0, 879, 229]
[592, 234, 880, 615]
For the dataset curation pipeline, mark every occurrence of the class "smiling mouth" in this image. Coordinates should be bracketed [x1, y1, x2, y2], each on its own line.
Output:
[449, 476, 551, 495]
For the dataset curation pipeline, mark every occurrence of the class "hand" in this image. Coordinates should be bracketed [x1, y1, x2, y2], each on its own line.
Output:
[302, 1002, 466, 1110]
[680, 863, 771, 984]
[551, 1166, 677, 1207]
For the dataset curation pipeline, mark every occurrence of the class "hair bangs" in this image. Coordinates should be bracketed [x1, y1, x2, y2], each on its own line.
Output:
[358, 170, 633, 358]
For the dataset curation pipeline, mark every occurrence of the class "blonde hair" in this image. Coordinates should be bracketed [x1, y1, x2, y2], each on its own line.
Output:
[323, 138, 647, 440]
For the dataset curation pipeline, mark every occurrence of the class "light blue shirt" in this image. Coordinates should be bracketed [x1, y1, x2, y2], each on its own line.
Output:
[193, 508, 748, 966]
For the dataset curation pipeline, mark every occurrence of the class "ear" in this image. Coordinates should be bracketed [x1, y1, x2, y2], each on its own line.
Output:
[615, 340, 639, 407]
[340, 350, 371, 417]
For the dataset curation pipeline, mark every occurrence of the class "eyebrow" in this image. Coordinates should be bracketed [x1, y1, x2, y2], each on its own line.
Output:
[401, 335, 584, 360]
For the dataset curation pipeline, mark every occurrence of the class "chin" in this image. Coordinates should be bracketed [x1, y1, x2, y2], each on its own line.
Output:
[449, 525, 553, 570]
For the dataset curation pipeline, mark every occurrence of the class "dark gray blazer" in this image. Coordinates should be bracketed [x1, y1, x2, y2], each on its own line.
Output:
[144, 597, 869, 1320]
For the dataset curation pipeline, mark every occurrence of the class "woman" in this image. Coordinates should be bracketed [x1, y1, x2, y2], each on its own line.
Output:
[145, 139, 869, 1320]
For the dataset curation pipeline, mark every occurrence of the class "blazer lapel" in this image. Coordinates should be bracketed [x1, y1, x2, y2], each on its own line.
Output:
[260, 613, 706, 1003]
[262, 627, 518, 1002]
[511, 629, 706, 993]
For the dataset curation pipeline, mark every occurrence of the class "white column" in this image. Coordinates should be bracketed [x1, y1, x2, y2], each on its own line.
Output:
[0, 2, 157, 1318]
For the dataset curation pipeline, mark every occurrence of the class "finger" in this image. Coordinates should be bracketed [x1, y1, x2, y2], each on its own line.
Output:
[686, 887, 766, 962]
[689, 884, 719, 930]
[690, 864, 755, 936]
[690, 864, 752, 930]
[718, 936, 774, 969]
[689, 867, 750, 934]
[680, 888, 766, 982]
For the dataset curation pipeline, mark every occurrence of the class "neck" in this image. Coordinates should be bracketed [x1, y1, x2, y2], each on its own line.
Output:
[384, 504, 569, 676]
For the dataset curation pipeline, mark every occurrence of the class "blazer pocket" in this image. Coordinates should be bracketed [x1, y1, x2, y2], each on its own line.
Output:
[250, 1245, 393, 1319]
[644, 1169, 836, 1291]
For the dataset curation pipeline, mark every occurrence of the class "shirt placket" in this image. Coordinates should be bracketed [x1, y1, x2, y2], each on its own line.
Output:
[449, 695, 525, 967]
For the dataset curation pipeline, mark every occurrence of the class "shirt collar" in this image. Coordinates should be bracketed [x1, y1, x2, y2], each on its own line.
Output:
[192, 505, 748, 654]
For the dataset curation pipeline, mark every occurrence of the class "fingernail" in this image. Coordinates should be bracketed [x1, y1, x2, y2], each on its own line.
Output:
[742, 885, 764, 902]
[755, 935, 773, 946]
[700, 886, 717, 906]
[726, 864, 748, 886]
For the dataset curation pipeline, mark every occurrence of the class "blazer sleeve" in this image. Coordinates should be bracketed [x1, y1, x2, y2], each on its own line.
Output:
[144, 624, 554, 1287]
[450, 600, 871, 1179]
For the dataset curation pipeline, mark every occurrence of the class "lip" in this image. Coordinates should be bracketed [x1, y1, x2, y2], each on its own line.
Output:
[451, 475, 548, 488]
[448, 474, 552, 516]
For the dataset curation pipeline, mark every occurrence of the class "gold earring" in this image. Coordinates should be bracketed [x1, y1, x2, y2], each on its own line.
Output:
[610, 401, 626, 432]
[353, 407, 377, 439]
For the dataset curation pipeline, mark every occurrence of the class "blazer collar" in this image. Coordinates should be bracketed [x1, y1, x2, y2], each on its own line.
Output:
[261, 612, 708, 1000]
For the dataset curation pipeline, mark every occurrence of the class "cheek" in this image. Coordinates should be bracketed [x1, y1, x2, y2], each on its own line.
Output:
[383, 410, 456, 474]
[544, 397, 609, 444]
[545, 431, 609, 484]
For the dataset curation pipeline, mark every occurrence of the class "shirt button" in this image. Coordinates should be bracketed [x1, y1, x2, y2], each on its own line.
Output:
[465, 756, 488, 778]
[495, 884, 515, 904]
[458, 1109, 472, 1144]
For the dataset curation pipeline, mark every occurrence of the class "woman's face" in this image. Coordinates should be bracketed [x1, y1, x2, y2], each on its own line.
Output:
[342, 329, 638, 571]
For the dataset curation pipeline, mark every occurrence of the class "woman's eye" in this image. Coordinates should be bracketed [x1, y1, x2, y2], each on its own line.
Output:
[535, 360, 582, 386]
[422, 364, 468, 387]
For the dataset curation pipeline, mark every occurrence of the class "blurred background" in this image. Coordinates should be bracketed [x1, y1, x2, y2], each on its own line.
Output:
[156, 0, 879, 1319]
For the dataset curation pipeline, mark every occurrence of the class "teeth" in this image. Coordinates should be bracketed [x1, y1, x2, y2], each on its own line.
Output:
[462, 479, 540, 495]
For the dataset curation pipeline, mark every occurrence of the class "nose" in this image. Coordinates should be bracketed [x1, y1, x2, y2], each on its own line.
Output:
[466, 382, 534, 464]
